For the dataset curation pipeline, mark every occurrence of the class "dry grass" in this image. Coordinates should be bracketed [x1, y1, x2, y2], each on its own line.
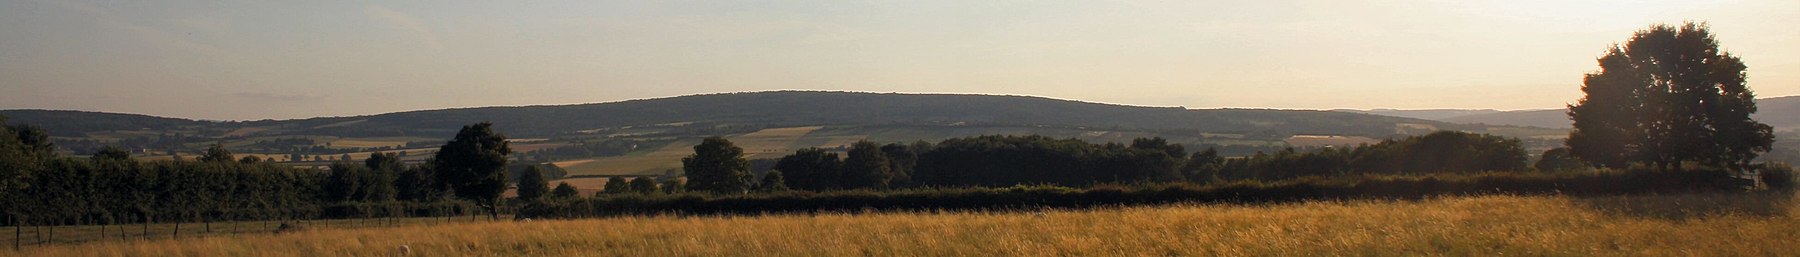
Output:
[14, 192, 1799, 256]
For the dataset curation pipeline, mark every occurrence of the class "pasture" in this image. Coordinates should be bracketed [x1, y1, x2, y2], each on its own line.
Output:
[11, 192, 1796, 256]
[560, 126, 825, 176]
[560, 138, 699, 176]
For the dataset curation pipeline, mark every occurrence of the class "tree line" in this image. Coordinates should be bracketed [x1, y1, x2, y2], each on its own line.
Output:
[662, 131, 1532, 194]
[0, 119, 522, 247]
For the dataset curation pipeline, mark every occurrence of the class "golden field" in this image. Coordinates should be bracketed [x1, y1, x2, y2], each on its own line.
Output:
[10, 192, 1798, 256]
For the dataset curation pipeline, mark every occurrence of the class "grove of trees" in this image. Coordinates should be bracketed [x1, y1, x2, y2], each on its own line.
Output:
[680, 131, 1531, 192]
[0, 118, 535, 248]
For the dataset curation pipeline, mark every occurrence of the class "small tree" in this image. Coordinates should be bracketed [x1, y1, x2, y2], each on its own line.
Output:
[550, 182, 579, 199]
[1534, 147, 1586, 172]
[628, 178, 658, 194]
[515, 166, 550, 202]
[602, 178, 628, 194]
[92, 146, 132, 162]
[200, 143, 234, 163]
[659, 178, 683, 194]
[757, 171, 788, 192]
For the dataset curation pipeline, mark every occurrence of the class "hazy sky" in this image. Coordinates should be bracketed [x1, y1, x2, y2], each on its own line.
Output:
[2, 0, 1796, 120]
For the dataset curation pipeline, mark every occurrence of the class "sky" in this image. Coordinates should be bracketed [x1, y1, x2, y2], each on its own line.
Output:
[1, 0, 1796, 121]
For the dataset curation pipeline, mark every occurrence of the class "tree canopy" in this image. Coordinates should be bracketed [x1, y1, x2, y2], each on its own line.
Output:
[1567, 23, 1773, 171]
[515, 165, 550, 202]
[681, 137, 751, 194]
[431, 122, 513, 219]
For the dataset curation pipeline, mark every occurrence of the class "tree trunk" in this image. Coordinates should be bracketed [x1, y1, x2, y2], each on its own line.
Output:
[99, 223, 106, 242]
[485, 204, 500, 221]
[204, 216, 211, 234]
[142, 215, 150, 240]
[172, 221, 180, 239]
[45, 224, 53, 244]
[13, 216, 21, 250]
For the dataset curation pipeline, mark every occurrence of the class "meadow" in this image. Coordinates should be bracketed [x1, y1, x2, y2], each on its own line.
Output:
[10, 192, 1796, 256]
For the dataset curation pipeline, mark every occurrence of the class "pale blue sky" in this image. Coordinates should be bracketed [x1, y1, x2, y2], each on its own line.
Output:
[2, 0, 1796, 120]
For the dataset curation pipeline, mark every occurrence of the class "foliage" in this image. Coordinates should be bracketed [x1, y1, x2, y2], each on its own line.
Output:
[1567, 22, 1774, 170]
[515, 166, 550, 202]
[628, 178, 659, 194]
[757, 171, 788, 192]
[774, 148, 841, 191]
[550, 182, 579, 199]
[431, 122, 513, 220]
[1535, 147, 1586, 172]
[200, 144, 235, 163]
[842, 141, 894, 189]
[1761, 163, 1794, 191]
[601, 178, 628, 195]
[681, 137, 751, 194]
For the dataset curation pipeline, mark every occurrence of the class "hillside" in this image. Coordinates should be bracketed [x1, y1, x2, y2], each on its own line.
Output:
[0, 109, 205, 137]
[1439, 109, 1567, 129]
[1335, 96, 1800, 130]
[1333, 109, 1502, 120]
[5, 91, 1465, 139]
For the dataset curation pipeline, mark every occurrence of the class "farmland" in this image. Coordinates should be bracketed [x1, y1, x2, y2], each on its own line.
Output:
[11, 192, 1797, 256]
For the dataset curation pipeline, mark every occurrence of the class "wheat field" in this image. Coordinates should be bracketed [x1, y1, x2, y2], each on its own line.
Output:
[12, 192, 1799, 256]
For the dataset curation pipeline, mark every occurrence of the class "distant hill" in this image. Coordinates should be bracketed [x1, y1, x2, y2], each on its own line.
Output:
[1333, 109, 1502, 120]
[4, 91, 1469, 139]
[0, 109, 204, 137]
[1439, 109, 1567, 129]
[1429, 96, 1800, 130]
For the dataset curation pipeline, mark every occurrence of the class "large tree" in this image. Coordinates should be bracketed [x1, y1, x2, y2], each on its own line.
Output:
[432, 122, 513, 220]
[681, 137, 751, 194]
[1567, 22, 1773, 171]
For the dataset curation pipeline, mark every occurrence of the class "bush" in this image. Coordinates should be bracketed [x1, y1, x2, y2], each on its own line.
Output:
[1762, 163, 1795, 191]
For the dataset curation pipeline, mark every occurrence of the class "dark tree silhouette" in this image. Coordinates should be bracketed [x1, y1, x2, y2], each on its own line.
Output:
[773, 148, 841, 191]
[842, 141, 893, 189]
[602, 177, 628, 194]
[431, 122, 513, 220]
[1534, 147, 1585, 172]
[515, 166, 550, 202]
[200, 143, 234, 163]
[628, 178, 658, 194]
[757, 171, 788, 192]
[681, 137, 751, 194]
[92, 145, 132, 162]
[550, 182, 579, 199]
[1568, 22, 1773, 171]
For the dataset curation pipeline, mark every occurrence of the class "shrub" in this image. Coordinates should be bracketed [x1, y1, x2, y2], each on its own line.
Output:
[1762, 163, 1795, 191]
